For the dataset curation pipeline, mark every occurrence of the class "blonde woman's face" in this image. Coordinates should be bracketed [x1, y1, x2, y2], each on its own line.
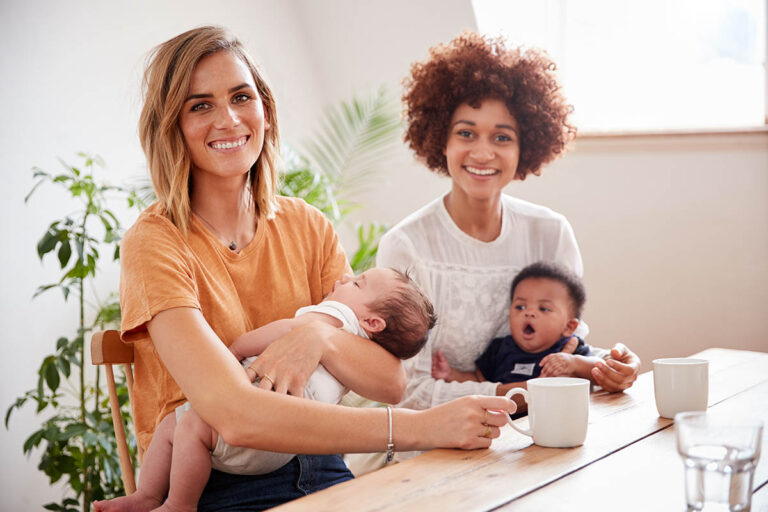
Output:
[179, 50, 269, 181]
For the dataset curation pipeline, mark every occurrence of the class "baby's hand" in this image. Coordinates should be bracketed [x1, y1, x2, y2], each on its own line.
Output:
[540, 352, 576, 377]
[431, 350, 454, 380]
[560, 336, 578, 354]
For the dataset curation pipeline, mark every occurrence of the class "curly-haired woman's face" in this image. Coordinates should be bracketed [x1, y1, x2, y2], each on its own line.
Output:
[443, 98, 520, 203]
[179, 50, 269, 183]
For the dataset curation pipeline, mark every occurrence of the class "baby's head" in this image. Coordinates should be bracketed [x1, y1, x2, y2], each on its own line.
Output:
[509, 262, 586, 353]
[326, 268, 436, 359]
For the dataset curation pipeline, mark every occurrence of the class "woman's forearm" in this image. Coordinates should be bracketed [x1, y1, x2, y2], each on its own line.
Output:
[146, 308, 388, 452]
[571, 355, 602, 382]
[146, 307, 515, 454]
[317, 322, 406, 403]
[223, 390, 516, 454]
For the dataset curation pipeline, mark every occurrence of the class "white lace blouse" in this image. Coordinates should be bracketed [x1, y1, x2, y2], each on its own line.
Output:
[377, 194, 586, 410]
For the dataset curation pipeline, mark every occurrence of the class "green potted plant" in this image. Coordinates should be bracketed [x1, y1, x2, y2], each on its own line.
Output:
[6, 154, 145, 512]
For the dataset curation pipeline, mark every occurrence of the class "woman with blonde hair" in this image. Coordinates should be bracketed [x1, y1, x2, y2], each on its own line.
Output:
[110, 26, 513, 510]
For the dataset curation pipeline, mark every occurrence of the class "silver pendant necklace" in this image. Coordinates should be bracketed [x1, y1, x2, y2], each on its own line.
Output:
[194, 212, 238, 251]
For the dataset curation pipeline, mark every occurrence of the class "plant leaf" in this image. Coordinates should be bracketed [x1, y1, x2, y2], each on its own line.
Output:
[37, 229, 60, 259]
[59, 423, 88, 441]
[5, 395, 28, 427]
[25, 179, 46, 203]
[297, 87, 400, 206]
[57, 240, 72, 268]
[46, 363, 60, 393]
[58, 357, 71, 378]
[23, 429, 45, 453]
[56, 337, 68, 351]
[33, 284, 57, 299]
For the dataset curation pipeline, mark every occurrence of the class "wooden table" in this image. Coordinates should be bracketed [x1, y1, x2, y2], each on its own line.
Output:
[272, 349, 768, 511]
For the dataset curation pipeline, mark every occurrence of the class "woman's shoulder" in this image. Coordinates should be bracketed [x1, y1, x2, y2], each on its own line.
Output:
[273, 195, 330, 225]
[123, 202, 185, 244]
[121, 203, 192, 265]
[502, 194, 568, 223]
[378, 197, 448, 265]
[269, 196, 340, 249]
[385, 196, 444, 237]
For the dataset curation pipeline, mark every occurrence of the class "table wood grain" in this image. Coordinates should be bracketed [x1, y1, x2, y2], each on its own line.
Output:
[270, 349, 768, 512]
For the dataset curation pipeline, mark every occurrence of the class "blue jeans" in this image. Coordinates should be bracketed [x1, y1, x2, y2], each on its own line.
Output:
[197, 454, 353, 511]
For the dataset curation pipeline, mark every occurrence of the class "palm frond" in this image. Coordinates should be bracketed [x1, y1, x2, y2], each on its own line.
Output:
[299, 87, 401, 200]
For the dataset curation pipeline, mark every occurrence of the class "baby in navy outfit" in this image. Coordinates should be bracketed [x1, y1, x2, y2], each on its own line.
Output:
[432, 261, 601, 386]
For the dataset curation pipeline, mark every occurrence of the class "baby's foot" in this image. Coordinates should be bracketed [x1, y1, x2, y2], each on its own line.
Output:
[93, 492, 163, 512]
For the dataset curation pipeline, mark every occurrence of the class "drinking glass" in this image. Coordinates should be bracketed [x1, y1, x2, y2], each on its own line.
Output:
[676, 412, 763, 511]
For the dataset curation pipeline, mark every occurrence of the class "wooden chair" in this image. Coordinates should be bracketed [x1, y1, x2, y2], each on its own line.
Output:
[90, 330, 137, 494]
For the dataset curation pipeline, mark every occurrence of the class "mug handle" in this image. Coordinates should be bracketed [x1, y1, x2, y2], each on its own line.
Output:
[505, 388, 532, 437]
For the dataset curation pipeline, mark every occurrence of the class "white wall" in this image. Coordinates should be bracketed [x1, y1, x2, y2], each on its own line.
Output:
[2, 0, 767, 508]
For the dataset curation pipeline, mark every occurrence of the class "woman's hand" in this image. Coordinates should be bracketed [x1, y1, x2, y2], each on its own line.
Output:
[591, 343, 640, 392]
[405, 395, 516, 450]
[248, 321, 327, 396]
[248, 320, 406, 403]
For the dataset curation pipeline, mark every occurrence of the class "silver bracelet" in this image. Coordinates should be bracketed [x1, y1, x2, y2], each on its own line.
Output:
[386, 406, 394, 463]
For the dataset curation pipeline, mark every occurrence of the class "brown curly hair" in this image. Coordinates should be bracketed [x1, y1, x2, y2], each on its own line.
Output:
[403, 31, 576, 179]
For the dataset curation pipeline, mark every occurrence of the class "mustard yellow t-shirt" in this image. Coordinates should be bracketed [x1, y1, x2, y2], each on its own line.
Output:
[119, 196, 349, 452]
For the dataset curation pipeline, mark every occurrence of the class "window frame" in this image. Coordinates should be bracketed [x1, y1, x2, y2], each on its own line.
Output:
[472, 0, 768, 139]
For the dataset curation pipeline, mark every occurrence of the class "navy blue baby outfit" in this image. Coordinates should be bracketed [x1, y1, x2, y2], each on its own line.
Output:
[475, 335, 590, 383]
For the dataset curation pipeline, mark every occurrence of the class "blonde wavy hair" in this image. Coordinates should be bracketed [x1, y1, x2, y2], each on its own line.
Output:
[139, 26, 280, 234]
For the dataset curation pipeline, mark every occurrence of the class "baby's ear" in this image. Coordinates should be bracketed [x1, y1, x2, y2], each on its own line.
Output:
[562, 318, 579, 338]
[360, 315, 386, 334]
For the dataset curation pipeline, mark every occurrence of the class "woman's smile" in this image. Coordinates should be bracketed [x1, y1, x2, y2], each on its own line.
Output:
[208, 135, 250, 151]
[464, 165, 500, 177]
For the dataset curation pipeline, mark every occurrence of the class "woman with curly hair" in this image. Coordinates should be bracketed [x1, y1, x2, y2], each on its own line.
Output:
[376, 32, 640, 433]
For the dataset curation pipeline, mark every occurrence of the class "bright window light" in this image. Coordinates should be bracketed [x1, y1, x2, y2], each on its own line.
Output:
[472, 0, 767, 132]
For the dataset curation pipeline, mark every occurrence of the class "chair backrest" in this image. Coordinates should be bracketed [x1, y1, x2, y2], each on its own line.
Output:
[90, 330, 137, 495]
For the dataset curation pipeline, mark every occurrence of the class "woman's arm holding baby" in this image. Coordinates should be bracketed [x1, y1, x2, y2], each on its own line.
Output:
[147, 307, 513, 453]
[229, 312, 408, 403]
[248, 321, 406, 403]
[229, 313, 343, 361]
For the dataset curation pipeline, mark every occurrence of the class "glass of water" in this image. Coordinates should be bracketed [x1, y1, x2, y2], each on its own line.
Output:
[676, 412, 763, 511]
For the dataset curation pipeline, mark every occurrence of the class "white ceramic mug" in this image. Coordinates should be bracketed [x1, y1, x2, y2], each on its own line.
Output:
[504, 377, 590, 448]
[653, 358, 708, 419]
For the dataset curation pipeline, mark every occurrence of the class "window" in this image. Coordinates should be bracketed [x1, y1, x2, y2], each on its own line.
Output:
[472, 0, 767, 133]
